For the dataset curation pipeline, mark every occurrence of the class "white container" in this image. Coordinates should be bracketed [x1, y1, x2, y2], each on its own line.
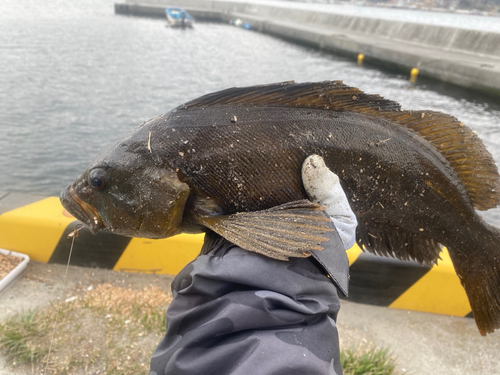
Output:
[0, 249, 30, 292]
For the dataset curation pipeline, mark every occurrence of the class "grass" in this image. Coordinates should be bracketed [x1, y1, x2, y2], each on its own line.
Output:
[0, 283, 400, 374]
[0, 309, 49, 365]
[342, 345, 398, 375]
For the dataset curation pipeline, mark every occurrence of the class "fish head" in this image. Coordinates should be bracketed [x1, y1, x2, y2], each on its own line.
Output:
[60, 136, 190, 239]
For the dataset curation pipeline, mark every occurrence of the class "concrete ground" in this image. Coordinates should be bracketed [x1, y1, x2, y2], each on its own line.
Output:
[338, 300, 500, 375]
[0, 261, 499, 375]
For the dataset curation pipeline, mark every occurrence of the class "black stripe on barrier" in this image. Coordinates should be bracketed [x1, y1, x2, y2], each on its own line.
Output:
[341, 252, 431, 306]
[50, 221, 132, 269]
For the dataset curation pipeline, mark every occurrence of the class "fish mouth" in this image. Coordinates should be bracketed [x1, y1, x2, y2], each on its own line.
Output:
[60, 185, 104, 234]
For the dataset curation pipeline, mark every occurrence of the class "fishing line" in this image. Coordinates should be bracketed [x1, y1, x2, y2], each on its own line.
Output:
[43, 224, 83, 373]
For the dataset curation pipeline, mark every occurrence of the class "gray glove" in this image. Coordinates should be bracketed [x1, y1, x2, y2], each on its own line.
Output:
[302, 155, 358, 250]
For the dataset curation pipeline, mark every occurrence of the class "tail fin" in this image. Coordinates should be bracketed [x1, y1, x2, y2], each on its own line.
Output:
[449, 221, 500, 335]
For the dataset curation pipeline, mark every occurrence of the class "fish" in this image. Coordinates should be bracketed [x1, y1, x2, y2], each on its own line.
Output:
[60, 81, 500, 336]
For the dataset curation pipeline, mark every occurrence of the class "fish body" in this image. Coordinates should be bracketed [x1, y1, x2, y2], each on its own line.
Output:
[61, 81, 500, 335]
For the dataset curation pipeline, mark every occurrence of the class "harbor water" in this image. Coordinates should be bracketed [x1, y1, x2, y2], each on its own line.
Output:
[1, 0, 500, 224]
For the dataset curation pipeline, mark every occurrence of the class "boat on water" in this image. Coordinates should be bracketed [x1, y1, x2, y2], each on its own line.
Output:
[165, 7, 194, 28]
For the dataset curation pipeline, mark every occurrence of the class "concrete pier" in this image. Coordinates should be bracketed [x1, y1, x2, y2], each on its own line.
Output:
[115, 0, 500, 97]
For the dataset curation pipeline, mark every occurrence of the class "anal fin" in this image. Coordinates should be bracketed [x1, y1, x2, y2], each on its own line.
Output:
[356, 218, 442, 265]
[196, 200, 333, 260]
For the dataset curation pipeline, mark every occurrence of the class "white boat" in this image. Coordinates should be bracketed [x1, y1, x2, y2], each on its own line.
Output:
[165, 7, 195, 28]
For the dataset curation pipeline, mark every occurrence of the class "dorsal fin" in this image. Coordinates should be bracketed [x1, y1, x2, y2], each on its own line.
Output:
[183, 81, 500, 211]
[379, 110, 500, 210]
[182, 80, 401, 112]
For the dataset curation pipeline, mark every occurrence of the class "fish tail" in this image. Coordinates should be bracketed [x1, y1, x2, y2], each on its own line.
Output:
[449, 221, 500, 335]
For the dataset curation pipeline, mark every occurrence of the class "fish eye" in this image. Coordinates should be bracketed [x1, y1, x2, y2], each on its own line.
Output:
[88, 168, 109, 191]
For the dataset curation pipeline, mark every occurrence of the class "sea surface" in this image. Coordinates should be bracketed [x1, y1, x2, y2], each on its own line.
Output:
[1, 0, 500, 224]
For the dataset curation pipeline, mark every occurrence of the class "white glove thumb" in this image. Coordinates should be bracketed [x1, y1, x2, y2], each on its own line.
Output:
[302, 155, 358, 250]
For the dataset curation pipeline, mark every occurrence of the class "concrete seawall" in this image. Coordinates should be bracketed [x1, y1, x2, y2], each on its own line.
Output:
[115, 0, 500, 97]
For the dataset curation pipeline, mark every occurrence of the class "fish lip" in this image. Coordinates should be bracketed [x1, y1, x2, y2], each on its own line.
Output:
[60, 185, 103, 234]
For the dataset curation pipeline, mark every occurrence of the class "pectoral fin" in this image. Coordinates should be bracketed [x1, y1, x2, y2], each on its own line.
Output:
[196, 200, 333, 260]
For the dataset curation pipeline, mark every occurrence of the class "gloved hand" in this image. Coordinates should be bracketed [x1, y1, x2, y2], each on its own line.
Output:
[302, 155, 358, 250]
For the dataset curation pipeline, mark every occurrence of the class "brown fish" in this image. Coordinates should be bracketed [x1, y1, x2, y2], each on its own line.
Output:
[60, 81, 500, 335]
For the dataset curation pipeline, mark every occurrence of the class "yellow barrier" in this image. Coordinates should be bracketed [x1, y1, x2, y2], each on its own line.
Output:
[389, 248, 471, 316]
[0, 195, 472, 318]
[0, 198, 74, 262]
[114, 234, 204, 274]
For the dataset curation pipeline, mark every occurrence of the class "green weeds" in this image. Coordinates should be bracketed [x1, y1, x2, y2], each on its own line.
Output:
[342, 345, 398, 375]
[0, 309, 48, 365]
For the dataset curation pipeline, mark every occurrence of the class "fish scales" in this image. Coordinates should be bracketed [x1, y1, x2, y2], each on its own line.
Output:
[151, 106, 469, 233]
[151, 105, 469, 265]
[60, 81, 500, 335]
